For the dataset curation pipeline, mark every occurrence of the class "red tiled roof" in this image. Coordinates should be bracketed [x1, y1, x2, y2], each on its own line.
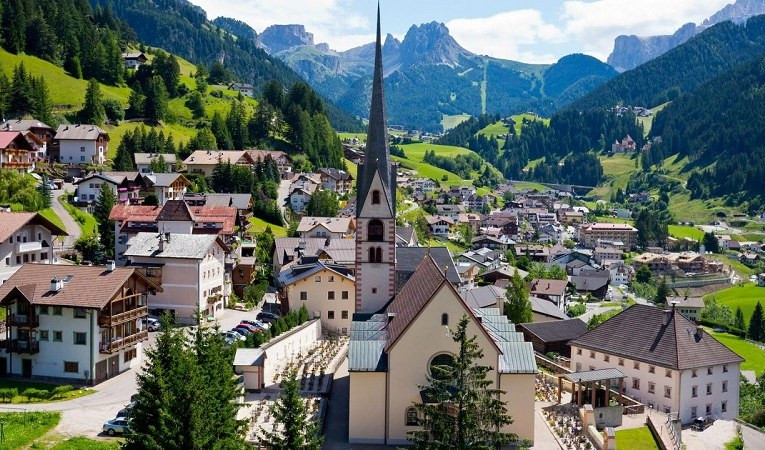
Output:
[0, 131, 33, 150]
[108, 205, 162, 222]
[189, 206, 237, 234]
[0, 212, 68, 242]
[0, 264, 161, 309]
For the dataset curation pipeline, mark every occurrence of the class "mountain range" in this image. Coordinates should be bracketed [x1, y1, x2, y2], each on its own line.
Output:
[237, 20, 618, 132]
[607, 0, 765, 71]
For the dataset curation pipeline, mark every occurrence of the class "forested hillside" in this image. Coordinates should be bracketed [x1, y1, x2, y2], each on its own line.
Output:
[89, 0, 363, 132]
[650, 54, 765, 211]
[568, 17, 765, 110]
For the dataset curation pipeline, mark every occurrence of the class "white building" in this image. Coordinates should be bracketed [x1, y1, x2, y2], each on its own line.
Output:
[570, 305, 743, 424]
[425, 215, 455, 238]
[74, 172, 143, 208]
[123, 232, 227, 324]
[297, 217, 355, 239]
[134, 153, 178, 173]
[0, 212, 68, 284]
[288, 183, 318, 213]
[0, 264, 160, 384]
[142, 173, 191, 205]
[122, 52, 148, 69]
[54, 124, 109, 165]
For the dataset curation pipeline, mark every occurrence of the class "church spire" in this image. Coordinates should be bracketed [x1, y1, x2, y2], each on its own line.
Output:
[357, 2, 393, 217]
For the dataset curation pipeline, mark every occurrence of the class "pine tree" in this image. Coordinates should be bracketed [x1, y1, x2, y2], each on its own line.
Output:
[30, 76, 53, 125]
[226, 99, 249, 149]
[144, 76, 168, 123]
[113, 141, 134, 171]
[80, 79, 105, 125]
[194, 64, 208, 94]
[735, 307, 746, 331]
[186, 91, 205, 119]
[748, 302, 765, 342]
[93, 183, 117, 257]
[259, 370, 323, 450]
[305, 190, 339, 217]
[504, 271, 532, 324]
[9, 63, 33, 117]
[211, 111, 233, 150]
[654, 277, 670, 305]
[149, 154, 168, 173]
[408, 315, 516, 449]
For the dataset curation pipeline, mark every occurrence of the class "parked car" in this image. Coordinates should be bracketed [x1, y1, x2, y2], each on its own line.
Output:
[236, 323, 262, 333]
[231, 326, 254, 336]
[103, 419, 130, 436]
[241, 319, 271, 330]
[146, 317, 160, 332]
[256, 311, 280, 323]
[116, 407, 132, 420]
[223, 331, 245, 342]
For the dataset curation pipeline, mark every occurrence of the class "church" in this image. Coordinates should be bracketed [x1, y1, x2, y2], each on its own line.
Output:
[347, 6, 538, 446]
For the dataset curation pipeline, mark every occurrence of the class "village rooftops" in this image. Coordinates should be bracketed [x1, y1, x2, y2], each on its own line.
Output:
[530, 279, 569, 297]
[666, 296, 705, 309]
[581, 222, 638, 231]
[1, 119, 53, 132]
[0, 264, 161, 309]
[277, 260, 355, 286]
[530, 296, 569, 320]
[273, 237, 356, 266]
[518, 318, 587, 344]
[247, 149, 290, 162]
[54, 124, 108, 140]
[183, 150, 254, 166]
[297, 217, 355, 234]
[0, 211, 68, 241]
[0, 131, 35, 151]
[183, 193, 252, 210]
[133, 153, 178, 166]
[122, 52, 148, 61]
[318, 167, 353, 180]
[124, 232, 225, 259]
[569, 304, 743, 370]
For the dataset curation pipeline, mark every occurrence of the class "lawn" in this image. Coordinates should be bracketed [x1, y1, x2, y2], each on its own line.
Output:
[400, 142, 477, 160]
[343, 158, 358, 182]
[703, 283, 765, 327]
[392, 156, 467, 187]
[104, 122, 196, 160]
[51, 437, 121, 450]
[0, 379, 94, 403]
[668, 224, 705, 240]
[594, 216, 635, 225]
[59, 195, 97, 237]
[707, 254, 757, 279]
[393, 142, 499, 186]
[614, 426, 659, 450]
[0, 411, 60, 448]
[705, 329, 765, 376]
[426, 237, 467, 255]
[0, 49, 131, 110]
[38, 207, 65, 231]
[248, 216, 287, 237]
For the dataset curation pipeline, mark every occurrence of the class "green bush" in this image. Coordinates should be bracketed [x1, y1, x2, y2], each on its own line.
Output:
[51, 385, 74, 399]
[567, 303, 586, 317]
[699, 318, 746, 338]
[22, 388, 49, 402]
[0, 388, 18, 402]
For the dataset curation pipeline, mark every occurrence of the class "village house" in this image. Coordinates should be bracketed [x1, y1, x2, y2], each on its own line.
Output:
[424, 215, 454, 238]
[479, 265, 529, 285]
[1, 120, 52, 162]
[183, 193, 253, 225]
[297, 217, 355, 239]
[277, 259, 355, 335]
[54, 124, 109, 165]
[611, 135, 636, 153]
[666, 296, 705, 322]
[395, 226, 418, 248]
[570, 269, 611, 299]
[0, 211, 68, 284]
[248, 150, 292, 176]
[608, 261, 634, 286]
[467, 194, 491, 212]
[632, 252, 722, 276]
[484, 212, 519, 237]
[272, 237, 356, 274]
[411, 177, 436, 193]
[0, 263, 161, 384]
[579, 223, 638, 249]
[457, 248, 501, 270]
[183, 150, 256, 177]
[456, 213, 482, 233]
[514, 243, 552, 262]
[74, 172, 145, 210]
[133, 152, 178, 173]
[288, 180, 318, 213]
[0, 131, 36, 173]
[122, 52, 148, 69]
[518, 318, 588, 358]
[537, 223, 563, 244]
[594, 246, 623, 264]
[123, 232, 227, 324]
[435, 204, 465, 219]
[228, 82, 254, 98]
[529, 278, 569, 309]
[562, 210, 584, 225]
[570, 305, 743, 423]
[141, 173, 191, 205]
[472, 235, 514, 253]
[318, 168, 353, 195]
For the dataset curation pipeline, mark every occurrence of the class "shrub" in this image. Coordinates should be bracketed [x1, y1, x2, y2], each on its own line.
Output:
[0, 387, 18, 402]
[51, 385, 74, 399]
[103, 98, 125, 122]
[22, 388, 49, 402]
[698, 318, 746, 338]
[567, 303, 586, 317]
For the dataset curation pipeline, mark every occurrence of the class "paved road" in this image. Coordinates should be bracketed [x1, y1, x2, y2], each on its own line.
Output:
[50, 183, 81, 248]
[277, 179, 291, 221]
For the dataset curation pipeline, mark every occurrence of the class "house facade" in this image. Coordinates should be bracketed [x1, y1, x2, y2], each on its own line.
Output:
[318, 168, 353, 195]
[297, 217, 355, 239]
[570, 305, 743, 424]
[0, 131, 36, 173]
[579, 223, 638, 249]
[54, 125, 109, 165]
[0, 212, 68, 284]
[134, 153, 178, 173]
[183, 150, 256, 177]
[123, 232, 227, 324]
[0, 264, 160, 384]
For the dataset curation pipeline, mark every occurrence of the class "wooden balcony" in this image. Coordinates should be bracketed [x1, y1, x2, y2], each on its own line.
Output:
[4, 339, 40, 354]
[7, 314, 39, 328]
[100, 330, 148, 354]
[98, 305, 148, 327]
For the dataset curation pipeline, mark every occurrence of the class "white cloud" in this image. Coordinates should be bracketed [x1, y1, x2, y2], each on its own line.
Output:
[560, 0, 733, 60]
[190, 0, 371, 50]
[447, 9, 565, 63]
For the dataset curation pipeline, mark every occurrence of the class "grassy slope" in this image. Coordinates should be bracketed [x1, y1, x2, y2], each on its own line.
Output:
[441, 114, 471, 131]
[636, 102, 669, 137]
[0, 49, 131, 110]
[590, 153, 639, 198]
[59, 194, 96, 237]
[0, 411, 60, 449]
[395, 142, 488, 188]
[706, 329, 765, 377]
[38, 206, 65, 230]
[247, 216, 286, 237]
[668, 224, 705, 240]
[703, 283, 765, 327]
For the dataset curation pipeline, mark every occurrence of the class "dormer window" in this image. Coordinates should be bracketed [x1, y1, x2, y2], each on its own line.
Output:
[372, 190, 381, 204]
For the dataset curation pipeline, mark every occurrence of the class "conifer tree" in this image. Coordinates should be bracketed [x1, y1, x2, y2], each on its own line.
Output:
[748, 302, 765, 342]
[113, 141, 134, 171]
[144, 76, 168, 123]
[149, 154, 169, 173]
[80, 79, 105, 125]
[305, 190, 339, 217]
[735, 307, 746, 331]
[30, 76, 53, 125]
[654, 277, 670, 305]
[211, 111, 233, 150]
[408, 315, 516, 449]
[259, 370, 323, 450]
[9, 63, 33, 117]
[504, 271, 532, 324]
[93, 183, 116, 257]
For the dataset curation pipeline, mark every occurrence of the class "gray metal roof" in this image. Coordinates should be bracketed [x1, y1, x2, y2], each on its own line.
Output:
[134, 153, 177, 165]
[124, 232, 221, 259]
[233, 348, 265, 366]
[530, 296, 569, 320]
[54, 124, 107, 140]
[277, 261, 354, 286]
[498, 342, 538, 374]
[564, 368, 627, 383]
[348, 339, 387, 372]
[463, 285, 505, 309]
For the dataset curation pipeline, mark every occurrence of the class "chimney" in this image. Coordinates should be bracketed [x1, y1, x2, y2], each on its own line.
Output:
[158, 233, 166, 252]
[50, 278, 61, 292]
[671, 300, 679, 312]
[387, 312, 396, 323]
[663, 309, 672, 326]
[106, 260, 116, 272]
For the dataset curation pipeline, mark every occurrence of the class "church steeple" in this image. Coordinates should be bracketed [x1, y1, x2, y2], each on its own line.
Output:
[357, 3, 394, 218]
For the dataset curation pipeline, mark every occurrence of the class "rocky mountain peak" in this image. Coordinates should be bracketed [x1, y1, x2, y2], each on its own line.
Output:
[257, 24, 315, 54]
[399, 21, 472, 67]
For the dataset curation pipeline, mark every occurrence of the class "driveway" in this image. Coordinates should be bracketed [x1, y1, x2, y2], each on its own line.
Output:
[277, 179, 291, 221]
[50, 183, 81, 249]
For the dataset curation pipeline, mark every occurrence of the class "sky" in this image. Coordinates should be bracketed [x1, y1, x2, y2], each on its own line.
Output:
[191, 0, 734, 63]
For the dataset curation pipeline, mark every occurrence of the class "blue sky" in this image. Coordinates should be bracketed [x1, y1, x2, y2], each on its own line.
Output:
[191, 0, 733, 63]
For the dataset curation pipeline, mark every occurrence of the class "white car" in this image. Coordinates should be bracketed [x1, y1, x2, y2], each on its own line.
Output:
[146, 317, 160, 332]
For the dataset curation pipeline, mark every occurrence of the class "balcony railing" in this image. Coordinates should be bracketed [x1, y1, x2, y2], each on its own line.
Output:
[4, 339, 40, 354]
[98, 305, 148, 328]
[100, 330, 148, 354]
[7, 314, 40, 328]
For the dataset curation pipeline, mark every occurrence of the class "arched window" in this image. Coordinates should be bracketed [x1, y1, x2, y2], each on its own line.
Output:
[405, 407, 418, 426]
[429, 353, 455, 380]
[441, 313, 449, 326]
[368, 219, 384, 242]
[375, 247, 382, 263]
[368, 247, 376, 263]
[372, 190, 381, 204]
